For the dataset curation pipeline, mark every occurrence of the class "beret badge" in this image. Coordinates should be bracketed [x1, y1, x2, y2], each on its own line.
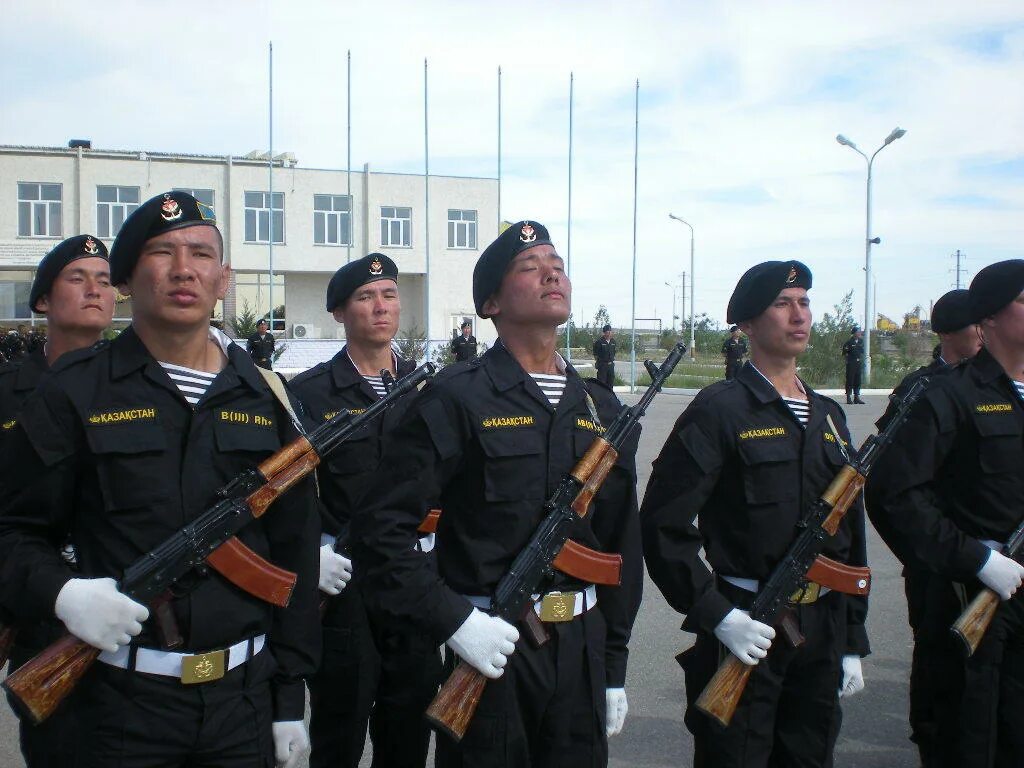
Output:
[369, 257, 383, 276]
[520, 223, 536, 243]
[160, 194, 183, 222]
[786, 266, 797, 284]
[84, 236, 100, 255]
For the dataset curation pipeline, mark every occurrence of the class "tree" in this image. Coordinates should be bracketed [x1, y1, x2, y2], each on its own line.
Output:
[394, 325, 427, 364]
[798, 290, 856, 387]
[229, 299, 259, 339]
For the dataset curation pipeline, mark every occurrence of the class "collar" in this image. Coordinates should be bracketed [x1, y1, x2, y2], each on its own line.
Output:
[331, 345, 412, 395]
[13, 350, 48, 391]
[484, 339, 583, 410]
[971, 346, 1010, 386]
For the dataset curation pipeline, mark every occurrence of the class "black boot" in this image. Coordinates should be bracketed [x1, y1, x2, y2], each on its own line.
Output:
[846, 394, 853, 404]
[854, 392, 865, 404]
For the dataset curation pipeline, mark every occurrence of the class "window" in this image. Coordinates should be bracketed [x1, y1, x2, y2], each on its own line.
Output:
[18, 183, 62, 237]
[447, 209, 477, 249]
[313, 194, 351, 246]
[244, 192, 284, 243]
[0, 270, 35, 320]
[234, 272, 286, 331]
[96, 186, 140, 239]
[380, 206, 411, 247]
[172, 188, 215, 207]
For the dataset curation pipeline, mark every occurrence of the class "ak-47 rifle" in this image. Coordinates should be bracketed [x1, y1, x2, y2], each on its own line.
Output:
[695, 377, 929, 727]
[951, 520, 1024, 656]
[425, 343, 686, 741]
[3, 362, 435, 725]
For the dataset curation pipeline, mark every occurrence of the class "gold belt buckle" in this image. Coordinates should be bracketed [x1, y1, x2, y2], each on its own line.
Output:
[539, 591, 577, 622]
[789, 581, 821, 605]
[181, 649, 226, 684]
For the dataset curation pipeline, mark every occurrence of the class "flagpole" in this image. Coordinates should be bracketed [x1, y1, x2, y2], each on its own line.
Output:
[565, 72, 574, 364]
[424, 58, 431, 361]
[497, 65, 502, 227]
[346, 49, 352, 263]
[268, 41, 274, 334]
[630, 79, 639, 393]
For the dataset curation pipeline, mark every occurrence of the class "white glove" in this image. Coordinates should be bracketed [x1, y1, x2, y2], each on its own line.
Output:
[446, 607, 519, 679]
[605, 687, 628, 737]
[54, 577, 149, 652]
[272, 720, 308, 768]
[318, 545, 353, 595]
[977, 549, 1024, 600]
[713, 608, 775, 666]
[838, 655, 864, 698]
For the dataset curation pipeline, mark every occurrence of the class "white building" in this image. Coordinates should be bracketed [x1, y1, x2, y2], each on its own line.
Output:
[0, 142, 498, 347]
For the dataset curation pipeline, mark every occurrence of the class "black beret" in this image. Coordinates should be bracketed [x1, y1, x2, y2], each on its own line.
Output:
[850, 326, 860, 333]
[931, 289, 973, 333]
[460, 319, 472, 329]
[602, 324, 612, 332]
[969, 259, 1024, 322]
[30, 234, 109, 312]
[325, 253, 399, 311]
[729, 325, 739, 333]
[726, 261, 812, 324]
[473, 221, 553, 317]
[110, 191, 218, 284]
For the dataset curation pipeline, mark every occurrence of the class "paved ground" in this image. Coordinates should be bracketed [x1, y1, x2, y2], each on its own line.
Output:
[0, 393, 919, 767]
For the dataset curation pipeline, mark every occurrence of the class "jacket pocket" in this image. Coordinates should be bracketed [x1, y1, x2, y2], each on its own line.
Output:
[738, 438, 799, 505]
[479, 429, 544, 502]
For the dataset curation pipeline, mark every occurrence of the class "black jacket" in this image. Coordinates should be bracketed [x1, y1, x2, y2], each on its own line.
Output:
[351, 340, 642, 686]
[247, 331, 276, 363]
[640, 361, 869, 656]
[289, 348, 417, 539]
[451, 334, 478, 362]
[0, 326, 320, 720]
[593, 337, 616, 365]
[865, 347, 1024, 581]
[842, 337, 865, 364]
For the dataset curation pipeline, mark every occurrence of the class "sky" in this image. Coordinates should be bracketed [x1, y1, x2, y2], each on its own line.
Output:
[3, 0, 1023, 333]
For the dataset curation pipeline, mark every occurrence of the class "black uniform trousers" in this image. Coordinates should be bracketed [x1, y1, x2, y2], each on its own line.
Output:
[903, 567, 965, 768]
[954, 584, 1024, 768]
[76, 641, 275, 768]
[595, 362, 614, 388]
[680, 581, 845, 768]
[844, 362, 862, 400]
[435, 608, 608, 768]
[309, 582, 442, 768]
[7, 643, 84, 768]
[725, 360, 742, 381]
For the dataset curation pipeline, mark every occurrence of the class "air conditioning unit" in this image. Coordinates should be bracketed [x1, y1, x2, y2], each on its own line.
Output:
[292, 324, 317, 339]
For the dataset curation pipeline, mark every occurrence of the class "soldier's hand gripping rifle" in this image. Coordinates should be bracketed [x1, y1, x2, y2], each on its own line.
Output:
[425, 343, 686, 742]
[3, 362, 435, 725]
[951, 520, 1024, 656]
[695, 377, 929, 727]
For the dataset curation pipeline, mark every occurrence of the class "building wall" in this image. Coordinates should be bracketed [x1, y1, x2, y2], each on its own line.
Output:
[0, 145, 499, 345]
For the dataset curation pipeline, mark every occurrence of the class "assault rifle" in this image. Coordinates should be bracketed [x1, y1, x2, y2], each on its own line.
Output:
[3, 362, 435, 724]
[952, 519, 1024, 656]
[695, 377, 929, 727]
[425, 343, 686, 741]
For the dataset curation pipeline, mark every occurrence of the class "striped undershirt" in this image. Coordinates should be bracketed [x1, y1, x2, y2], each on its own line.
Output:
[782, 396, 810, 426]
[530, 373, 567, 407]
[159, 363, 217, 406]
[1014, 380, 1024, 403]
[363, 375, 387, 398]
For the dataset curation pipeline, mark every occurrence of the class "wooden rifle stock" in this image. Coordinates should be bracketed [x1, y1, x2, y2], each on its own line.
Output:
[3, 634, 99, 724]
[951, 588, 1001, 657]
[425, 660, 488, 741]
[694, 654, 755, 727]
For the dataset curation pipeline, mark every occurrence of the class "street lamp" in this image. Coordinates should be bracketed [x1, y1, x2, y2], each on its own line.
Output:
[664, 281, 678, 333]
[836, 127, 906, 383]
[668, 213, 696, 360]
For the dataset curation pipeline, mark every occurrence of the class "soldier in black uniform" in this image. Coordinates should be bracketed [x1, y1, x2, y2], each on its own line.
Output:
[0, 233, 115, 768]
[353, 221, 642, 768]
[290, 253, 442, 768]
[592, 324, 616, 387]
[841, 326, 866, 404]
[641, 261, 869, 768]
[451, 319, 478, 362]
[247, 318, 276, 370]
[0, 191, 321, 768]
[873, 289, 980, 767]
[866, 260, 1024, 768]
[720, 326, 747, 380]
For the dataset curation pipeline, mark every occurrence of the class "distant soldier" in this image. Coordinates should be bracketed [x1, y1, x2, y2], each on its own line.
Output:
[1, 234, 115, 768]
[841, 326, 866, 404]
[451, 319, 478, 362]
[247, 318, 276, 370]
[720, 325, 747, 380]
[593, 323, 617, 387]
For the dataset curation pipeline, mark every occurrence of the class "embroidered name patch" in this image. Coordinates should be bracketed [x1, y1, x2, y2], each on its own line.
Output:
[219, 410, 274, 428]
[823, 432, 850, 446]
[738, 426, 786, 440]
[576, 417, 605, 434]
[323, 408, 364, 422]
[88, 408, 157, 425]
[482, 415, 535, 429]
[976, 403, 1013, 413]
[2, 419, 16, 430]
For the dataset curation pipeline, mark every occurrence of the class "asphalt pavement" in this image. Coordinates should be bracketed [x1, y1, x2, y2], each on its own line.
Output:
[0, 393, 919, 767]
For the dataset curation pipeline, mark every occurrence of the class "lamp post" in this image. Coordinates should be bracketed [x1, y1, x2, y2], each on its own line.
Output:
[836, 127, 906, 383]
[668, 213, 696, 360]
[664, 281, 678, 333]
